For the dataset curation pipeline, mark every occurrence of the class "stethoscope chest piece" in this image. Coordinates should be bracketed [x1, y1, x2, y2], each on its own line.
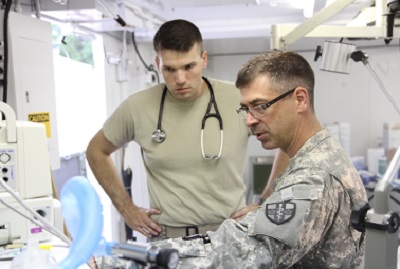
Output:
[152, 129, 166, 143]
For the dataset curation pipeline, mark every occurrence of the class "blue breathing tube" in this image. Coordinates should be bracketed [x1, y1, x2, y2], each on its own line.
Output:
[59, 176, 114, 269]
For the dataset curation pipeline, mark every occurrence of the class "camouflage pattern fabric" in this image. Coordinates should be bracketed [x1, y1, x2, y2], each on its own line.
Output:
[151, 129, 367, 268]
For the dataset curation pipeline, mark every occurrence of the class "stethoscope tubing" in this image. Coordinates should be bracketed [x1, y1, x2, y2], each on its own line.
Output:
[152, 77, 223, 159]
[151, 87, 168, 143]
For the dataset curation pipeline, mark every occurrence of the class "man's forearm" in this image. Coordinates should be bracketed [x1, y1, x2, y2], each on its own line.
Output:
[87, 150, 136, 216]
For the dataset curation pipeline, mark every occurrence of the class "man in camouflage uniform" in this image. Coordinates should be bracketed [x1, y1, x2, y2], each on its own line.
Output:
[151, 50, 367, 268]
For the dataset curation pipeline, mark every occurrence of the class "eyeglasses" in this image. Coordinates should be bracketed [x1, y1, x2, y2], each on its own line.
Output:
[236, 88, 296, 119]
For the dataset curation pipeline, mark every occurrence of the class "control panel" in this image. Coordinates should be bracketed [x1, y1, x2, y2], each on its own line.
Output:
[0, 147, 16, 191]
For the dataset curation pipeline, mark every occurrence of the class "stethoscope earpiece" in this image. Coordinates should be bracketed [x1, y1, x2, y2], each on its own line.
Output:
[152, 129, 166, 143]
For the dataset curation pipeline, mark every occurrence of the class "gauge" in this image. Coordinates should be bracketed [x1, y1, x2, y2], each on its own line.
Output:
[0, 153, 11, 164]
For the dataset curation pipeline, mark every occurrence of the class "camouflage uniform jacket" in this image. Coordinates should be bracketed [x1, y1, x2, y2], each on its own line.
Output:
[151, 129, 368, 269]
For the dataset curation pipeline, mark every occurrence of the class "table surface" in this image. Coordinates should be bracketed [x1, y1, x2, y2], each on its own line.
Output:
[0, 241, 91, 269]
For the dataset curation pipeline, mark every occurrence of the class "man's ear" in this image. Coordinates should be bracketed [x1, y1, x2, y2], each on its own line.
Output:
[155, 56, 161, 72]
[202, 50, 208, 68]
[295, 87, 309, 112]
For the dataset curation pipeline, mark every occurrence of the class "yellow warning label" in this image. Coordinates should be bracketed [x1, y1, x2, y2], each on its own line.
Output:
[28, 112, 51, 138]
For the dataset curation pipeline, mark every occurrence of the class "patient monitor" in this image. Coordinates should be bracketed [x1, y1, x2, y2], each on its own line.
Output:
[0, 101, 62, 245]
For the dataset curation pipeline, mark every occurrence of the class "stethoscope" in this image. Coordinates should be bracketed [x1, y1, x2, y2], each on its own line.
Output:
[152, 77, 223, 160]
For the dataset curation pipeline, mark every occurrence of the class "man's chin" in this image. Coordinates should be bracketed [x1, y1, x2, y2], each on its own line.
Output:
[260, 141, 276, 150]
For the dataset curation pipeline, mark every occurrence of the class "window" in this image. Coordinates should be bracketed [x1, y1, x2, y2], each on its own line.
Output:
[52, 23, 94, 65]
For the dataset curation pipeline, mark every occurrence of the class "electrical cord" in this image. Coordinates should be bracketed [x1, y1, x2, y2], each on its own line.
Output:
[366, 184, 400, 206]
[364, 60, 400, 116]
[367, 194, 400, 207]
[131, 32, 160, 84]
[97, 0, 126, 27]
[0, 179, 71, 246]
[2, 0, 13, 103]
[350, 50, 400, 116]
[0, 197, 58, 237]
[1, 181, 108, 269]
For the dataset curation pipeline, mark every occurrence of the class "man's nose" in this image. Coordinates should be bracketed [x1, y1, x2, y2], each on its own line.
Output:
[245, 112, 260, 127]
[175, 70, 186, 85]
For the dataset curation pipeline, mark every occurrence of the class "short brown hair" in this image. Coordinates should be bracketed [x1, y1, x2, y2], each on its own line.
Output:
[153, 19, 203, 54]
[236, 50, 315, 110]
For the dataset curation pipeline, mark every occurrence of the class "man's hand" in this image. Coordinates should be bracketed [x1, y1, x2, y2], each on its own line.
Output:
[230, 203, 259, 221]
[124, 207, 162, 238]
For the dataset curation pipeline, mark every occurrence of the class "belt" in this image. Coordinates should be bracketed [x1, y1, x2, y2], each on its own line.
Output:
[163, 223, 221, 238]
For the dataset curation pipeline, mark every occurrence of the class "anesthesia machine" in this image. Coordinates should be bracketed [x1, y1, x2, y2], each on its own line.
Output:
[0, 101, 62, 245]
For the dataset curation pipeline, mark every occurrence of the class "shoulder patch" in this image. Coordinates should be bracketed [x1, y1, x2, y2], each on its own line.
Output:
[266, 202, 296, 225]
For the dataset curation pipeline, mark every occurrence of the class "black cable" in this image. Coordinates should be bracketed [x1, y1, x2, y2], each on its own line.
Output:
[121, 147, 135, 241]
[390, 194, 400, 207]
[131, 32, 160, 84]
[131, 32, 151, 70]
[367, 193, 400, 207]
[2, 0, 13, 103]
[114, 15, 126, 27]
[157, 87, 167, 131]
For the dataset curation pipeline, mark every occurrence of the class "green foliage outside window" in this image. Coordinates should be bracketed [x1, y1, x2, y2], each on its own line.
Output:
[52, 24, 94, 66]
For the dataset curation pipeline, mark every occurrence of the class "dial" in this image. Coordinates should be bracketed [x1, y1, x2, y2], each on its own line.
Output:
[0, 153, 11, 164]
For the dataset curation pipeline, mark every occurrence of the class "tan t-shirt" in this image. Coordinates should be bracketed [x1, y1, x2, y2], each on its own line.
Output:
[103, 78, 251, 226]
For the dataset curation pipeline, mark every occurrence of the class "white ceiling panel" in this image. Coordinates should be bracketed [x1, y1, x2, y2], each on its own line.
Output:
[164, 0, 258, 8]
[130, 0, 374, 40]
[38, 0, 378, 41]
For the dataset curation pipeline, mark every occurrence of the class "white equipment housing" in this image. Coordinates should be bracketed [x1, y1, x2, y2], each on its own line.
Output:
[0, 102, 62, 245]
[0, 196, 60, 245]
[1, 10, 60, 171]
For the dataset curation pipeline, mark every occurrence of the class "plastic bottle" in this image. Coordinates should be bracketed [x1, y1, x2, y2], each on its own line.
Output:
[10, 239, 58, 269]
[378, 155, 388, 176]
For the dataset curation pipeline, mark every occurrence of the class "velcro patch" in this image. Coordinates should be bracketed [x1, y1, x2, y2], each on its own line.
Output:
[266, 202, 296, 225]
